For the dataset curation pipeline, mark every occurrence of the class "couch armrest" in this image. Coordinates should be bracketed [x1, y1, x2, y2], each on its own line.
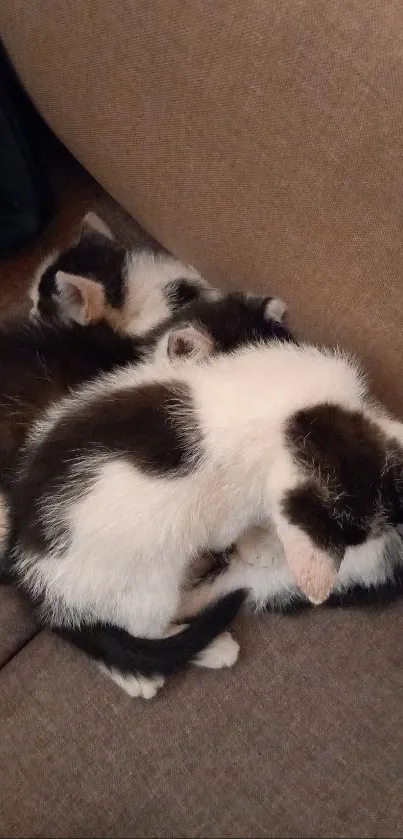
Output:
[2, 0, 403, 410]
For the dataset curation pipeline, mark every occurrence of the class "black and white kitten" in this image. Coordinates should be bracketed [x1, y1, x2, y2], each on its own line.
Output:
[29, 212, 215, 334]
[9, 314, 403, 698]
[2, 292, 291, 697]
[0, 278, 288, 548]
[0, 208, 288, 570]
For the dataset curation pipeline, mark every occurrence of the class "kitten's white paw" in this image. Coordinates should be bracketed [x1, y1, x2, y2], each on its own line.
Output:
[193, 632, 240, 669]
[102, 666, 165, 699]
[265, 296, 287, 323]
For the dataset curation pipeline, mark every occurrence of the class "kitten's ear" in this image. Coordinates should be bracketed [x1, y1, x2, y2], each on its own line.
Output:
[55, 271, 106, 325]
[79, 212, 115, 244]
[263, 297, 287, 323]
[279, 526, 338, 604]
[167, 323, 215, 364]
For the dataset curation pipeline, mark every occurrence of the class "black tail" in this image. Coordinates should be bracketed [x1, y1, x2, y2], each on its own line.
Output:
[55, 589, 246, 677]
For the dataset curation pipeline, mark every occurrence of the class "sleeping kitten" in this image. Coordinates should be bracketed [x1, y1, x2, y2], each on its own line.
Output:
[2, 292, 291, 697]
[9, 330, 403, 699]
[0, 290, 290, 696]
[159, 310, 403, 614]
[29, 212, 215, 334]
[0, 291, 288, 556]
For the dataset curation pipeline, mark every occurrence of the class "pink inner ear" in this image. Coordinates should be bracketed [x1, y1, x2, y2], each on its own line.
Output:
[56, 271, 106, 324]
[286, 542, 338, 604]
[168, 325, 214, 362]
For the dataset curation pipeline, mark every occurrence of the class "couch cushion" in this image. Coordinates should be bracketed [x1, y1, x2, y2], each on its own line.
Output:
[0, 586, 36, 667]
[2, 0, 403, 415]
[1, 601, 403, 838]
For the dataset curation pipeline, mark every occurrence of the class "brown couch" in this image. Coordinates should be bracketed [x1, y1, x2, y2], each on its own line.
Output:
[1, 1, 403, 836]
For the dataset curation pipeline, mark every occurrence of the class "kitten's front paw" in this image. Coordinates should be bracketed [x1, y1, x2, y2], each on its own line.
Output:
[104, 667, 165, 699]
[265, 297, 287, 323]
[193, 632, 240, 669]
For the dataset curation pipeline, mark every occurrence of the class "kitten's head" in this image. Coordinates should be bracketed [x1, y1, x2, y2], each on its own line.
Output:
[29, 213, 126, 327]
[29, 212, 212, 335]
[279, 404, 403, 602]
[153, 291, 291, 364]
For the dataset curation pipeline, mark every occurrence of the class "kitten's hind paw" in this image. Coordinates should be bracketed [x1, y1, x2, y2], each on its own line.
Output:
[102, 666, 165, 699]
[193, 631, 240, 669]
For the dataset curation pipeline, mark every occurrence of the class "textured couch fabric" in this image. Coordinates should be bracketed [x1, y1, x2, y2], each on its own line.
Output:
[2, 602, 403, 838]
[0, 0, 403, 836]
[2, 0, 403, 415]
[0, 588, 35, 667]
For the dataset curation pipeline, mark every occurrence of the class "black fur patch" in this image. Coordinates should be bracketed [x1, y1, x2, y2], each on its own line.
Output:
[2, 288, 293, 565]
[55, 589, 246, 677]
[13, 381, 201, 553]
[275, 564, 403, 614]
[284, 404, 403, 555]
[0, 320, 145, 492]
[64, 381, 201, 475]
[326, 566, 403, 609]
[284, 481, 365, 558]
[37, 235, 126, 320]
[150, 291, 294, 352]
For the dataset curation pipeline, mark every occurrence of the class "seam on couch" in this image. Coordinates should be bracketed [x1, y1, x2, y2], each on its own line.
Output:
[0, 625, 39, 672]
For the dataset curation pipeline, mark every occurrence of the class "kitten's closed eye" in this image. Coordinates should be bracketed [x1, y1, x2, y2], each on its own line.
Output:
[166, 279, 202, 310]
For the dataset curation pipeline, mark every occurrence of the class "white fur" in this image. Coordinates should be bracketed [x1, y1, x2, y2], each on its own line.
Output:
[119, 251, 213, 336]
[99, 631, 239, 698]
[28, 251, 60, 319]
[15, 342, 367, 621]
[29, 217, 215, 337]
[193, 632, 240, 669]
[264, 297, 287, 323]
[100, 667, 165, 699]
[13, 340, 403, 698]
[83, 212, 114, 240]
[177, 526, 401, 619]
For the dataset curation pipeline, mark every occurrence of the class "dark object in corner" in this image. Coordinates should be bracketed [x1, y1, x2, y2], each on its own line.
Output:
[0, 42, 53, 252]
